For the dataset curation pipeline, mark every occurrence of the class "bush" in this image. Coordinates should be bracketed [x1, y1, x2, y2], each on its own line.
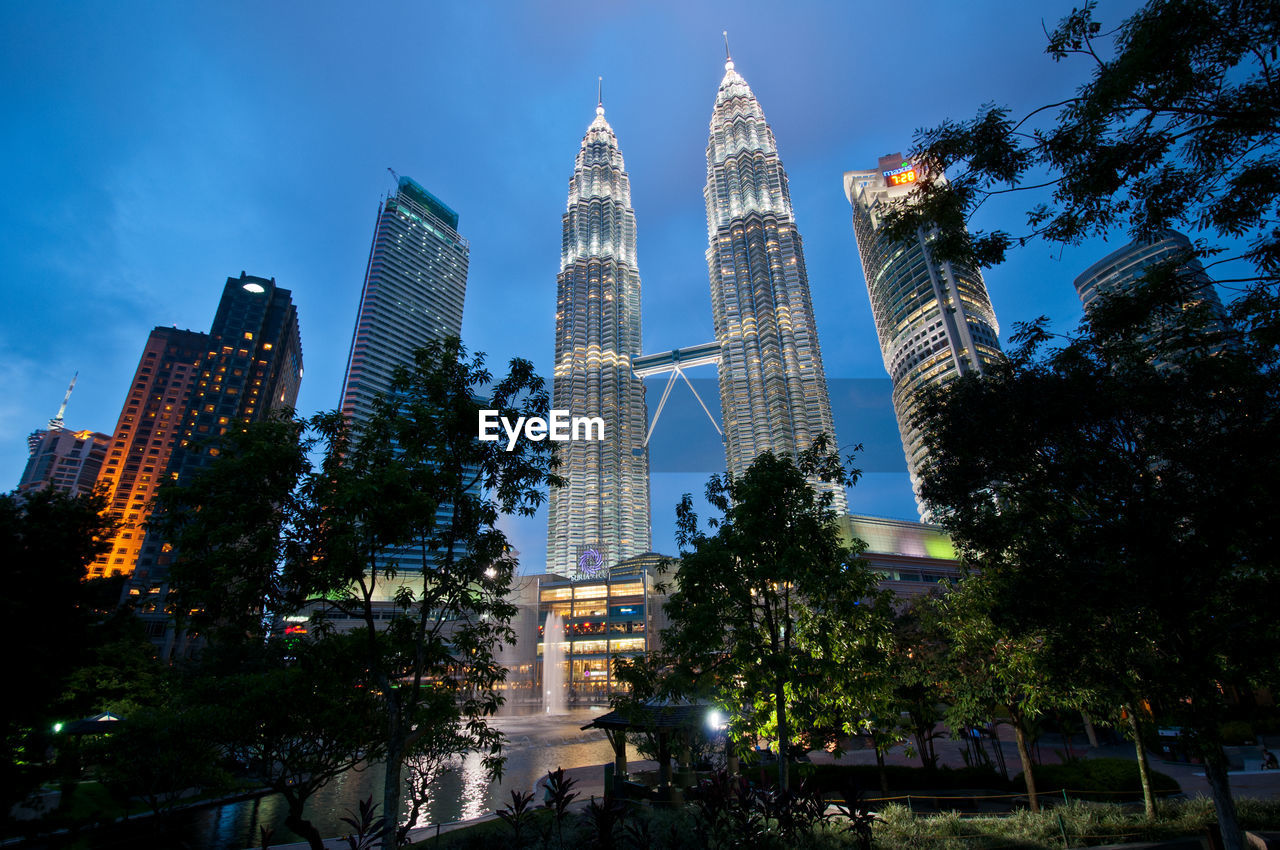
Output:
[873, 798, 1280, 850]
[1013, 758, 1179, 800]
[1220, 720, 1256, 745]
[415, 796, 1280, 850]
[756, 762, 1008, 794]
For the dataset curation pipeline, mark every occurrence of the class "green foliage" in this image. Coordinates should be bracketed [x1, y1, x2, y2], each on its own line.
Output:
[894, 5, 1280, 843]
[915, 261, 1279, 833]
[541, 766, 579, 848]
[658, 437, 890, 793]
[60, 608, 169, 719]
[1013, 758, 1179, 798]
[148, 414, 311, 646]
[89, 704, 231, 818]
[760, 762, 1008, 794]
[873, 798, 1280, 850]
[881, 0, 1280, 278]
[195, 635, 381, 849]
[304, 337, 561, 846]
[0, 487, 115, 811]
[434, 796, 1280, 850]
[496, 789, 537, 844]
[1220, 721, 1256, 745]
[338, 796, 386, 850]
[148, 337, 561, 848]
[581, 794, 629, 850]
[874, 601, 949, 773]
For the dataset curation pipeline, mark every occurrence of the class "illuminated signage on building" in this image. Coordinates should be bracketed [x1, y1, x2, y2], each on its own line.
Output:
[883, 163, 918, 187]
[574, 547, 606, 582]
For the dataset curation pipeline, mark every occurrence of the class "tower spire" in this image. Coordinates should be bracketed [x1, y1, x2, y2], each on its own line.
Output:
[49, 372, 77, 431]
[596, 75, 604, 116]
[723, 30, 733, 70]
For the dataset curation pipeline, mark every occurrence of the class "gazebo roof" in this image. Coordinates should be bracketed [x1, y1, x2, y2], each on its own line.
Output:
[582, 699, 714, 733]
[63, 712, 123, 735]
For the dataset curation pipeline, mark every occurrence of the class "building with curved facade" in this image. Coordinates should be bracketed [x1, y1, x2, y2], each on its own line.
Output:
[546, 97, 651, 576]
[1074, 229, 1224, 315]
[843, 154, 1003, 519]
[704, 52, 846, 512]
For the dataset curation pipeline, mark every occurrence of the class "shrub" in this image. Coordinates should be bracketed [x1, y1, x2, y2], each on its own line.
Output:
[1013, 758, 1179, 800]
[757, 762, 1008, 794]
[1220, 720, 1256, 745]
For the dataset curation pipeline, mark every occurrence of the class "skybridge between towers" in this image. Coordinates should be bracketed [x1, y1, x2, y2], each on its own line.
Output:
[632, 341, 723, 453]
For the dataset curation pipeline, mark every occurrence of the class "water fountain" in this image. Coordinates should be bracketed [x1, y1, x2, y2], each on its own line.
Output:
[542, 611, 567, 714]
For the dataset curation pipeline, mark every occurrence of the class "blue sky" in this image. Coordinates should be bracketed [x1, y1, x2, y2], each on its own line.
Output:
[2, 1, 1153, 570]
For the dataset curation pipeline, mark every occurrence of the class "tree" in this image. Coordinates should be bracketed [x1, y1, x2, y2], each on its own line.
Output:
[90, 703, 230, 822]
[914, 276, 1280, 842]
[152, 337, 560, 848]
[0, 487, 114, 812]
[877, 4, 1279, 846]
[880, 0, 1280, 284]
[879, 600, 950, 779]
[148, 415, 311, 652]
[299, 337, 560, 846]
[931, 573, 1083, 813]
[399, 719, 469, 845]
[60, 607, 170, 720]
[659, 438, 888, 794]
[201, 636, 382, 850]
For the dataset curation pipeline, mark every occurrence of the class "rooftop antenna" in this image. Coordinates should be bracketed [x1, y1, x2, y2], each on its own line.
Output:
[597, 75, 603, 112]
[723, 30, 733, 67]
[50, 372, 77, 431]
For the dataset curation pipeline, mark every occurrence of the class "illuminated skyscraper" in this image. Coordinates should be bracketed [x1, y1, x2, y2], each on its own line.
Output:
[546, 95, 650, 577]
[128, 273, 302, 647]
[91, 327, 207, 579]
[1074, 229, 1225, 316]
[703, 49, 846, 512]
[334, 177, 471, 604]
[340, 176, 469, 428]
[843, 154, 1003, 519]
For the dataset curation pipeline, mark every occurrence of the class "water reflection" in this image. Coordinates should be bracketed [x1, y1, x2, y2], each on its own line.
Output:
[150, 708, 612, 850]
[457, 752, 489, 822]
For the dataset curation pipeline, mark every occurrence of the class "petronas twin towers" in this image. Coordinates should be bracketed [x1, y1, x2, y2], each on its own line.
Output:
[546, 50, 845, 576]
[545, 98, 650, 577]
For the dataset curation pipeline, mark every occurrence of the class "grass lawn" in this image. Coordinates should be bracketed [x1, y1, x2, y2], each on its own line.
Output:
[410, 797, 1280, 849]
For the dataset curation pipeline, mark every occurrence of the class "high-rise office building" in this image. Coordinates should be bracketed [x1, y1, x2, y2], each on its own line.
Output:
[703, 50, 846, 512]
[844, 154, 1003, 519]
[1074, 229, 1226, 316]
[91, 327, 208, 579]
[545, 96, 651, 577]
[129, 273, 302, 642]
[341, 176, 469, 428]
[334, 176, 470, 604]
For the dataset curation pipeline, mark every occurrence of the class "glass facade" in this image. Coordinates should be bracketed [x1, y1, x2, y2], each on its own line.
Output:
[703, 57, 846, 512]
[341, 177, 468, 428]
[545, 101, 651, 576]
[536, 553, 663, 704]
[843, 155, 1003, 519]
[1073, 230, 1226, 316]
[338, 177, 472, 600]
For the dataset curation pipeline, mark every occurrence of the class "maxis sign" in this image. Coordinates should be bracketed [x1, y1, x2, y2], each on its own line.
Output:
[478, 410, 606, 451]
